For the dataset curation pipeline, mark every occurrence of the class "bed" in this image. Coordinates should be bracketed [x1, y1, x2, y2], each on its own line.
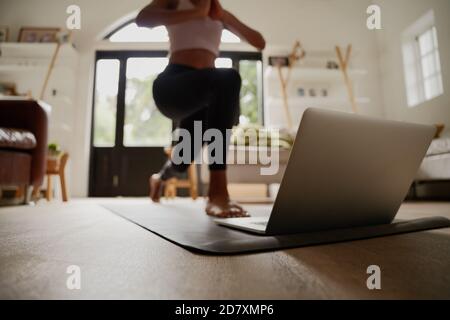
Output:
[414, 131, 450, 199]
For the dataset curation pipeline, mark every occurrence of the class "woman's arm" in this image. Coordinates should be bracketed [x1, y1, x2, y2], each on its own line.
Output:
[211, 0, 265, 51]
[221, 11, 266, 50]
[136, 0, 211, 28]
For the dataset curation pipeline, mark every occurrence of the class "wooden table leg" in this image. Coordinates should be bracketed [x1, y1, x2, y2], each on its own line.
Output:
[188, 164, 198, 200]
[46, 175, 52, 201]
[59, 172, 68, 202]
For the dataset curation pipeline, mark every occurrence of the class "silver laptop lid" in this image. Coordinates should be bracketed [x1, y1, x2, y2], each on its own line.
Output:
[266, 108, 435, 235]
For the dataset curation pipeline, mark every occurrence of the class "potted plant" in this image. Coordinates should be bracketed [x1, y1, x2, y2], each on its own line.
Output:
[47, 143, 62, 172]
[48, 143, 61, 158]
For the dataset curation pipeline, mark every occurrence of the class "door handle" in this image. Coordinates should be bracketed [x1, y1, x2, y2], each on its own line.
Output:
[113, 175, 119, 187]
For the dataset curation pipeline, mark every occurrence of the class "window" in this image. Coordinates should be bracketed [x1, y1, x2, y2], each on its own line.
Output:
[418, 27, 443, 101]
[239, 60, 262, 124]
[215, 53, 263, 124]
[107, 22, 240, 43]
[402, 11, 444, 107]
[215, 57, 233, 68]
[124, 58, 172, 146]
[93, 59, 120, 147]
[110, 24, 168, 42]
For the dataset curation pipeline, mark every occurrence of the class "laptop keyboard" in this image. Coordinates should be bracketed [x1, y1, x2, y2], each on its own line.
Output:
[253, 221, 268, 226]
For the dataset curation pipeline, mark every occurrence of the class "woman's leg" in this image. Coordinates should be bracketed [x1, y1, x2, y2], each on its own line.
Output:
[202, 69, 248, 217]
[150, 107, 207, 203]
[150, 65, 213, 202]
[151, 67, 247, 217]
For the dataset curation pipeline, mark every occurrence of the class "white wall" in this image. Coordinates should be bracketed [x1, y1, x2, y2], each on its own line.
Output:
[0, 0, 385, 196]
[374, 0, 450, 126]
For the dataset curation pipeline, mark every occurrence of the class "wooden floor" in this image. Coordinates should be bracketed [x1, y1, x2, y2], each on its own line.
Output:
[0, 198, 449, 299]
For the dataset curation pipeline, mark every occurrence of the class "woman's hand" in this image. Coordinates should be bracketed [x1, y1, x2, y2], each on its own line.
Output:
[209, 0, 224, 20]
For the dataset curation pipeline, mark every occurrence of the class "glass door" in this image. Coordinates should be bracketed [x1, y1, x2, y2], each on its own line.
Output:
[89, 51, 171, 197]
[124, 57, 171, 147]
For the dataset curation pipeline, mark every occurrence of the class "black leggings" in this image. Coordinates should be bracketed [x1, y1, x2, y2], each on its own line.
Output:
[153, 64, 241, 180]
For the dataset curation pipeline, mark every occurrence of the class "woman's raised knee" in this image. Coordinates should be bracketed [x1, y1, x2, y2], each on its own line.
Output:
[220, 69, 242, 88]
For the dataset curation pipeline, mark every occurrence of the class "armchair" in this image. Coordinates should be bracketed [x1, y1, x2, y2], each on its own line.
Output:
[0, 99, 49, 203]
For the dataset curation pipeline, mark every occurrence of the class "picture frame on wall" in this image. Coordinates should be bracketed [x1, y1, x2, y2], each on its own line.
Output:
[18, 27, 61, 43]
[0, 82, 18, 96]
[268, 56, 291, 67]
[0, 26, 9, 42]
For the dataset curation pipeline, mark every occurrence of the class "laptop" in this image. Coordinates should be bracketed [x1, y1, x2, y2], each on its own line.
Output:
[215, 108, 435, 235]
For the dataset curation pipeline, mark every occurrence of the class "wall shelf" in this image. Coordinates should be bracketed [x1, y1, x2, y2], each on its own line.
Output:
[0, 43, 77, 59]
[0, 64, 76, 72]
[267, 96, 370, 107]
[264, 45, 368, 130]
[0, 41, 80, 159]
[265, 67, 367, 83]
[0, 43, 78, 71]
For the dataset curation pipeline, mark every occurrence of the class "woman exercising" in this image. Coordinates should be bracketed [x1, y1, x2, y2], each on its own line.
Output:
[137, 0, 265, 218]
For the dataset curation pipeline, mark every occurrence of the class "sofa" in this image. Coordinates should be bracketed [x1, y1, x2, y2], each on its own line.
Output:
[0, 99, 49, 203]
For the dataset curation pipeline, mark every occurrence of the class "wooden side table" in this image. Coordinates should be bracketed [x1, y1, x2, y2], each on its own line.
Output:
[159, 148, 198, 200]
[45, 153, 69, 202]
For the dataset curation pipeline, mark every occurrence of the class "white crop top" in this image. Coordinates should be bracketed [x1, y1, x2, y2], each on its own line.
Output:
[166, 0, 224, 56]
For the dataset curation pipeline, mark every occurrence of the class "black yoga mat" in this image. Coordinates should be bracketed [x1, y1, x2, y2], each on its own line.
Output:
[103, 202, 450, 255]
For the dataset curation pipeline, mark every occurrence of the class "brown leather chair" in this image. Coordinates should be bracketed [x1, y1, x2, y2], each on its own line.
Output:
[0, 99, 49, 203]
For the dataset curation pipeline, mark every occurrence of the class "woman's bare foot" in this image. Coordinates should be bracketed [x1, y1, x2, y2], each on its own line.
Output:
[206, 197, 249, 218]
[149, 174, 164, 203]
[206, 170, 249, 218]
